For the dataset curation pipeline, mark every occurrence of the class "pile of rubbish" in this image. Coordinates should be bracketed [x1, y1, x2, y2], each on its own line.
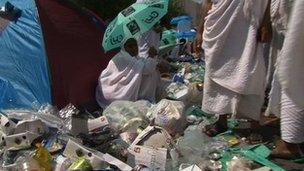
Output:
[0, 99, 287, 171]
[165, 59, 205, 107]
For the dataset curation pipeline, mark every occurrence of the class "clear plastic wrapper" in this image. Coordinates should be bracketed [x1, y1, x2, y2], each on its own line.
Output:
[1, 150, 35, 170]
[176, 125, 228, 166]
[2, 109, 35, 121]
[36, 111, 66, 132]
[2, 106, 66, 133]
[227, 156, 253, 171]
[38, 104, 59, 117]
[176, 125, 212, 164]
[58, 103, 80, 131]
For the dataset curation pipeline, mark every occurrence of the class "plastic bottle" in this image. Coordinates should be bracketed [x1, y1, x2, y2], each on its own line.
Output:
[33, 143, 53, 171]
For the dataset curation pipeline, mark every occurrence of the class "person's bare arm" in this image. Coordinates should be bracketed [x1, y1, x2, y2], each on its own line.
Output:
[193, 0, 212, 54]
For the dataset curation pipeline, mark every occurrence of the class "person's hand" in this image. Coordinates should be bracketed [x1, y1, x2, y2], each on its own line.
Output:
[148, 47, 158, 58]
[193, 33, 203, 55]
[157, 60, 168, 73]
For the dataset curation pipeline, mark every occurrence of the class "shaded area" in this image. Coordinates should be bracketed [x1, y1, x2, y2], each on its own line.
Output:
[36, 0, 112, 108]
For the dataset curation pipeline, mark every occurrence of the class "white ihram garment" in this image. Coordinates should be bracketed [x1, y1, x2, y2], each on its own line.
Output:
[137, 30, 161, 59]
[266, 0, 294, 117]
[96, 50, 157, 107]
[135, 1, 161, 101]
[277, 0, 304, 143]
[202, 0, 268, 121]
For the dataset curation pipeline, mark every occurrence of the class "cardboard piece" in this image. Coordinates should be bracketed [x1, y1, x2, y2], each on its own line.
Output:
[63, 139, 132, 171]
[127, 126, 177, 170]
[88, 116, 109, 133]
[63, 139, 107, 169]
[128, 145, 167, 171]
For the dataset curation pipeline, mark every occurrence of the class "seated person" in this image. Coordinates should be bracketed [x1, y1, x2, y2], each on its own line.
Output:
[96, 38, 159, 107]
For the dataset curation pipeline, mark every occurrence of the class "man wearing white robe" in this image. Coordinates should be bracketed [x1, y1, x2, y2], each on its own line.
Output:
[136, 0, 169, 102]
[271, 0, 304, 158]
[266, 0, 294, 117]
[201, 0, 270, 122]
[96, 38, 158, 107]
[136, 0, 162, 58]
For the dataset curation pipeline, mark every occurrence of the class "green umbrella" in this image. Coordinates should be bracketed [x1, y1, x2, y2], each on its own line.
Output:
[102, 0, 169, 52]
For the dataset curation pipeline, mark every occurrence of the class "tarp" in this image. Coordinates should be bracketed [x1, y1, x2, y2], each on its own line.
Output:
[36, 0, 111, 108]
[0, 0, 52, 109]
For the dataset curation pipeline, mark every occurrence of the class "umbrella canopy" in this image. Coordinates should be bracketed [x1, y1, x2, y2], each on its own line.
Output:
[102, 0, 169, 52]
[160, 29, 177, 49]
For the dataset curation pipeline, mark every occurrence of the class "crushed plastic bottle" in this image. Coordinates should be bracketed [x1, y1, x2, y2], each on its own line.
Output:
[68, 157, 93, 171]
[33, 143, 53, 171]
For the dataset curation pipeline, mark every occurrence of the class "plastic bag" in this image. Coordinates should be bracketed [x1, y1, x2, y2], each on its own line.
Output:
[227, 156, 252, 171]
[176, 125, 212, 164]
[176, 125, 228, 165]
[147, 99, 186, 135]
[103, 100, 151, 134]
[186, 83, 204, 108]
[3, 108, 64, 131]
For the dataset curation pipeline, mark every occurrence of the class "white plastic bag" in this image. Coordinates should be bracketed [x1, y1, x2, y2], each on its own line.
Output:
[148, 99, 186, 135]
